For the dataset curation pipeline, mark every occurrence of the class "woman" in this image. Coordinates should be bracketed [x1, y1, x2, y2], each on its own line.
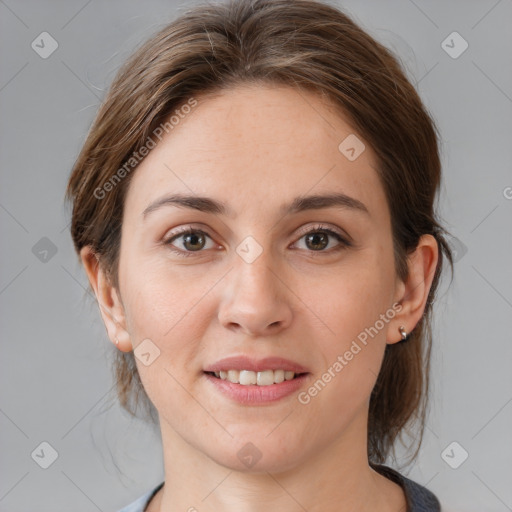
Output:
[65, 0, 454, 510]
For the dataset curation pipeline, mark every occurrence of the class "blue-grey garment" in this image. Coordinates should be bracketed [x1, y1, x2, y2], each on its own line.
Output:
[372, 464, 441, 511]
[117, 482, 164, 512]
[116, 464, 441, 512]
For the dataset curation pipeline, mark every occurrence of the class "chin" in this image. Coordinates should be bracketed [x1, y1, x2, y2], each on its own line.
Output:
[204, 434, 307, 474]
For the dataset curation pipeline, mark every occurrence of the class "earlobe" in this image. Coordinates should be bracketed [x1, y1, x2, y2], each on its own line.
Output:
[387, 323, 409, 346]
[79, 246, 132, 352]
[388, 234, 439, 345]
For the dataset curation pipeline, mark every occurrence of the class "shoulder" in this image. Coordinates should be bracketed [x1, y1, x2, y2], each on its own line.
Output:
[116, 482, 164, 512]
[371, 464, 441, 512]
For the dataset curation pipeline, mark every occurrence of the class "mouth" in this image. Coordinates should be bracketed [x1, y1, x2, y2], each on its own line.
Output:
[202, 355, 310, 403]
[204, 369, 309, 386]
[203, 369, 310, 404]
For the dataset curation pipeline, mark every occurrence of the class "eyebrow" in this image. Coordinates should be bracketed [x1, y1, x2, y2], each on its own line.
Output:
[142, 192, 369, 220]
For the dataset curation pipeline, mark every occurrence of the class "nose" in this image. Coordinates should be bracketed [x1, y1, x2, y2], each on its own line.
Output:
[217, 251, 293, 337]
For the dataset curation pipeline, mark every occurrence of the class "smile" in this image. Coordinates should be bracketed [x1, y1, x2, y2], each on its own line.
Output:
[206, 369, 302, 386]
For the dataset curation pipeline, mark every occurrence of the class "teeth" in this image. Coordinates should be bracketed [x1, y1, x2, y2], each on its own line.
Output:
[213, 369, 298, 385]
[257, 370, 275, 386]
[240, 370, 257, 385]
[274, 369, 285, 383]
[227, 370, 239, 383]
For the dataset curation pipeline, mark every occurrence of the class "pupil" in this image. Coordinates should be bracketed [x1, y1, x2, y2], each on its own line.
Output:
[307, 232, 327, 250]
[184, 233, 204, 251]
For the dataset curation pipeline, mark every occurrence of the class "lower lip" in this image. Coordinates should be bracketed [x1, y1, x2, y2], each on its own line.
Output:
[203, 372, 310, 404]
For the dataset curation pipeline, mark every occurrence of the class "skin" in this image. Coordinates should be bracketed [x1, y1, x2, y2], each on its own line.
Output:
[81, 84, 438, 512]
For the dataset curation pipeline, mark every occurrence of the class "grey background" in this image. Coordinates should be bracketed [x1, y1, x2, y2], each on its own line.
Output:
[1, 0, 511, 510]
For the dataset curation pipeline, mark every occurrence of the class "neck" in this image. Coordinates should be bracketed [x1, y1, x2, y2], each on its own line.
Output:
[151, 408, 405, 512]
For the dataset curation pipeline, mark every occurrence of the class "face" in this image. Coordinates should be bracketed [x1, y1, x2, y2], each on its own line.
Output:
[108, 85, 408, 472]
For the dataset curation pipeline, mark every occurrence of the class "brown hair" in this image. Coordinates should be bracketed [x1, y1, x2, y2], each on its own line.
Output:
[65, 0, 454, 465]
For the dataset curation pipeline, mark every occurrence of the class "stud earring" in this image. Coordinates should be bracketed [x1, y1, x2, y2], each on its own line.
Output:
[398, 325, 408, 341]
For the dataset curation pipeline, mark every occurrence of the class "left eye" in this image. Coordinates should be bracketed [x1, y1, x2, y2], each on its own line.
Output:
[293, 228, 349, 252]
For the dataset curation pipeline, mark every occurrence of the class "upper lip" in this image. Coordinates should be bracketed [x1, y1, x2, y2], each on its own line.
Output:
[204, 356, 309, 373]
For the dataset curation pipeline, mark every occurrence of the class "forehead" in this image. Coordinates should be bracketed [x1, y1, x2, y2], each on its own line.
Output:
[123, 84, 388, 224]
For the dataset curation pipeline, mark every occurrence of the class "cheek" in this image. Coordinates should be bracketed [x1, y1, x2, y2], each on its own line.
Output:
[298, 253, 393, 399]
[302, 255, 393, 344]
[121, 268, 211, 411]
[299, 280, 390, 429]
[118, 257, 211, 391]
[120, 250, 214, 337]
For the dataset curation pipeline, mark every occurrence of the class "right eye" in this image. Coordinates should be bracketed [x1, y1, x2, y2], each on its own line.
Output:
[163, 227, 217, 257]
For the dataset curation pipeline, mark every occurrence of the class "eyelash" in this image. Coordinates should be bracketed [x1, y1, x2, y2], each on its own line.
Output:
[163, 224, 352, 258]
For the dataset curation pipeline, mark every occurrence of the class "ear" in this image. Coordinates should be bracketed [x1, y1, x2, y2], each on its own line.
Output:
[388, 234, 439, 345]
[80, 246, 132, 352]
